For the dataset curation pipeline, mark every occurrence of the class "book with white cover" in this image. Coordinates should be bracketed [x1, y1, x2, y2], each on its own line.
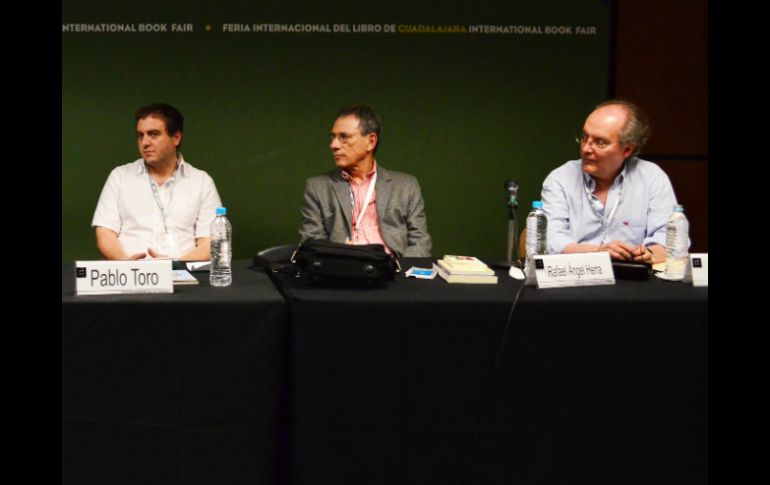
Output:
[436, 258, 495, 275]
[442, 255, 488, 269]
[435, 264, 498, 284]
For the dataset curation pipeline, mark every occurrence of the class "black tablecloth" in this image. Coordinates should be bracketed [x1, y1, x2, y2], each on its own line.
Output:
[63, 257, 707, 484]
[62, 260, 288, 484]
[271, 258, 708, 485]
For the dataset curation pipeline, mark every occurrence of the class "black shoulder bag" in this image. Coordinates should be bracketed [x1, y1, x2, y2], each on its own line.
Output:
[290, 239, 400, 287]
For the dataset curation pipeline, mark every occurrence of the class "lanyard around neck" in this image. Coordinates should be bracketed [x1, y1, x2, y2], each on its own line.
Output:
[349, 170, 377, 232]
[147, 165, 178, 234]
[584, 176, 623, 244]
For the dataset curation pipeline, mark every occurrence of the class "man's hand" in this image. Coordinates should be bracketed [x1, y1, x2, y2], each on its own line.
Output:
[631, 244, 653, 263]
[147, 248, 171, 259]
[128, 252, 147, 260]
[564, 241, 665, 264]
[599, 240, 639, 261]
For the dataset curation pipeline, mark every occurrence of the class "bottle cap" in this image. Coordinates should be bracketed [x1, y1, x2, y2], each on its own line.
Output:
[532, 201, 543, 209]
[216, 207, 227, 216]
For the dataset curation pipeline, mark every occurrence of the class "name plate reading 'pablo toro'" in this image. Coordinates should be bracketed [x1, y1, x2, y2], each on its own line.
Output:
[533, 252, 615, 289]
[74, 260, 174, 296]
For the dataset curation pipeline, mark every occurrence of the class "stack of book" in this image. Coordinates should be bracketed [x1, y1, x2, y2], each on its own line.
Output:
[435, 255, 498, 284]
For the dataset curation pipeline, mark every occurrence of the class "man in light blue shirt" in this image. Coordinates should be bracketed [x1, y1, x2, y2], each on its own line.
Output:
[540, 99, 678, 264]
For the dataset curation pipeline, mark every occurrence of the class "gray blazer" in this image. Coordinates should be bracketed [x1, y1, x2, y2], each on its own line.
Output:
[298, 165, 432, 257]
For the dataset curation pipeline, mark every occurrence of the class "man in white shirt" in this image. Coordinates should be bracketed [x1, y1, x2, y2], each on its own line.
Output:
[540, 99, 679, 264]
[92, 103, 222, 260]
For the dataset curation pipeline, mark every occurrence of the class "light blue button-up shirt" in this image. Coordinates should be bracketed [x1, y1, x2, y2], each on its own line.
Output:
[540, 157, 678, 254]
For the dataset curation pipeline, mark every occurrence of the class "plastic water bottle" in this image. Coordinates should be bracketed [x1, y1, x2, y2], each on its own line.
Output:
[526, 201, 548, 256]
[209, 207, 232, 287]
[664, 204, 689, 280]
[525, 201, 547, 272]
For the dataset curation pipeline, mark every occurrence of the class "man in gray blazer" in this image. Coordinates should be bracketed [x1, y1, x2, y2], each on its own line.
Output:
[298, 105, 432, 257]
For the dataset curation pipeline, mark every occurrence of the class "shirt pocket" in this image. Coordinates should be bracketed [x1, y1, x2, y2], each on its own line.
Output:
[617, 216, 648, 243]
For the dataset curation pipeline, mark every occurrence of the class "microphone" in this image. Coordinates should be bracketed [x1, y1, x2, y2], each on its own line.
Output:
[504, 179, 519, 218]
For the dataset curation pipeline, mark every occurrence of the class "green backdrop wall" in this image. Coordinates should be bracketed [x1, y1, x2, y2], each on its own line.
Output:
[62, 0, 610, 261]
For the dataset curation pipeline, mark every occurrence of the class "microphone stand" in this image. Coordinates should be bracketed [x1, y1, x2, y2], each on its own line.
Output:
[492, 193, 521, 269]
[507, 204, 519, 266]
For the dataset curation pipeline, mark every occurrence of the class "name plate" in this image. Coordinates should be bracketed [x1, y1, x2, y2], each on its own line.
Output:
[74, 260, 173, 296]
[683, 253, 708, 287]
[530, 252, 615, 289]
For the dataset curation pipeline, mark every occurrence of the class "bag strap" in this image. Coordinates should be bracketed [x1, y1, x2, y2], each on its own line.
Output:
[269, 262, 300, 278]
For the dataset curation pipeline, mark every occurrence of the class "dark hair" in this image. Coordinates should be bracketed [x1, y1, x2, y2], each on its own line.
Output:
[593, 98, 649, 157]
[334, 105, 382, 153]
[135, 103, 184, 139]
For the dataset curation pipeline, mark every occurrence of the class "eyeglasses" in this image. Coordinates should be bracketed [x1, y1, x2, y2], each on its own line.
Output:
[575, 134, 613, 151]
[329, 132, 358, 145]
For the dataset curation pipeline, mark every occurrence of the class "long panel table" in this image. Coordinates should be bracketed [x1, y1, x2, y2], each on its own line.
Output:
[63, 258, 707, 484]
